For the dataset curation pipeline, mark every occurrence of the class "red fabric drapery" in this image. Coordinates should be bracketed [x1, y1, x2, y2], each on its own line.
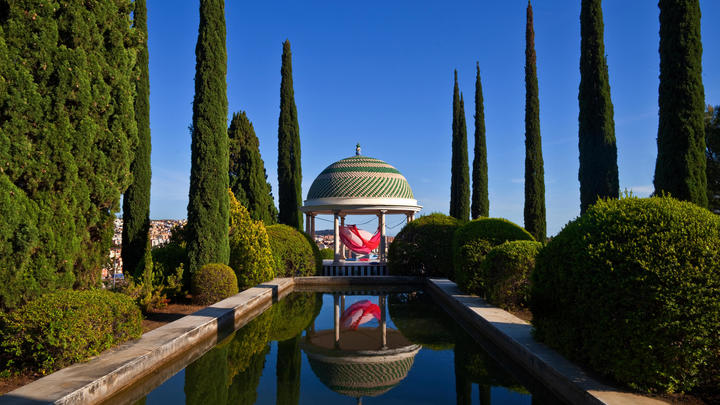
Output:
[339, 225, 381, 254]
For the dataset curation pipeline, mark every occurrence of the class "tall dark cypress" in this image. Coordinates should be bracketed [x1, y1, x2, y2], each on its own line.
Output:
[654, 0, 707, 207]
[186, 0, 230, 274]
[707, 105, 720, 213]
[471, 63, 489, 219]
[276, 335, 301, 405]
[277, 40, 303, 231]
[122, 0, 152, 279]
[524, 1, 546, 241]
[228, 111, 278, 225]
[450, 71, 470, 221]
[578, 0, 619, 214]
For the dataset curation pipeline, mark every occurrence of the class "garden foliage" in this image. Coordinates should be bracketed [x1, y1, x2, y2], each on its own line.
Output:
[524, 2, 546, 241]
[277, 40, 303, 231]
[453, 218, 534, 293]
[0, 290, 142, 374]
[531, 196, 720, 392]
[479, 240, 542, 310]
[192, 263, 239, 306]
[186, 0, 230, 274]
[228, 111, 277, 225]
[387, 213, 461, 278]
[266, 224, 318, 277]
[228, 191, 275, 290]
[388, 291, 455, 350]
[0, 0, 139, 310]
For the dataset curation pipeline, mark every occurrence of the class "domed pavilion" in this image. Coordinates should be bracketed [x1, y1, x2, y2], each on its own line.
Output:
[301, 144, 422, 271]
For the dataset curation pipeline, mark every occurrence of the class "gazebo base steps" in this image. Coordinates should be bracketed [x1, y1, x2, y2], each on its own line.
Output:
[322, 260, 388, 276]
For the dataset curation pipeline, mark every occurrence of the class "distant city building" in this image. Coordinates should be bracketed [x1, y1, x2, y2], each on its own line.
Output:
[103, 219, 186, 276]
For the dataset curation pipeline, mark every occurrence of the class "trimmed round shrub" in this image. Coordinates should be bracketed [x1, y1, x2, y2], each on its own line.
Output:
[479, 241, 542, 310]
[319, 248, 334, 260]
[266, 224, 318, 277]
[228, 191, 275, 289]
[388, 213, 461, 278]
[531, 196, 720, 392]
[453, 218, 534, 293]
[192, 263, 239, 305]
[0, 289, 142, 374]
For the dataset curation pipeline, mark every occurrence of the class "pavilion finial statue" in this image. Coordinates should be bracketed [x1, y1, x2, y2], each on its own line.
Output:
[356, 143, 361, 156]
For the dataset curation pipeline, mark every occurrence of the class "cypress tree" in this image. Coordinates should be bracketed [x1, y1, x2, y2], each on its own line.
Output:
[654, 0, 707, 207]
[123, 0, 152, 279]
[471, 63, 490, 219]
[578, 0, 619, 214]
[706, 105, 720, 213]
[450, 71, 470, 221]
[277, 40, 303, 231]
[0, 0, 137, 310]
[186, 0, 230, 274]
[229, 111, 278, 225]
[524, 1, 546, 241]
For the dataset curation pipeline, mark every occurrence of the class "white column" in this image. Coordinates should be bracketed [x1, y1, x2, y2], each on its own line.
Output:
[340, 215, 346, 259]
[333, 212, 341, 262]
[334, 294, 340, 348]
[310, 214, 316, 240]
[305, 213, 311, 235]
[380, 295, 387, 349]
[378, 211, 387, 262]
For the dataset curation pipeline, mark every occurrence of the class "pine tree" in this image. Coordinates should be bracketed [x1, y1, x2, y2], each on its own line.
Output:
[578, 0, 619, 214]
[0, 0, 137, 310]
[123, 0, 152, 279]
[228, 111, 278, 224]
[471, 63, 490, 219]
[186, 0, 230, 274]
[654, 0, 707, 207]
[450, 71, 470, 221]
[277, 40, 303, 231]
[524, 1, 546, 241]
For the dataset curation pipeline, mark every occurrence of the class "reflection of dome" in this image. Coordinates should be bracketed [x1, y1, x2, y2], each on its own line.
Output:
[305, 156, 417, 206]
[301, 328, 420, 399]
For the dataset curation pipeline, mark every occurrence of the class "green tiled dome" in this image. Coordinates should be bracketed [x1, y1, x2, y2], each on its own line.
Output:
[306, 156, 415, 201]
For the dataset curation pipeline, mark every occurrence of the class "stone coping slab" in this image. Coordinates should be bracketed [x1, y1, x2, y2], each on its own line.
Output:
[0, 278, 293, 405]
[426, 278, 667, 405]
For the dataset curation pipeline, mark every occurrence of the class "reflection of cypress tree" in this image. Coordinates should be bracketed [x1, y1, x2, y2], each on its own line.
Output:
[276, 335, 302, 405]
[185, 343, 229, 405]
[227, 344, 270, 405]
[454, 348, 472, 405]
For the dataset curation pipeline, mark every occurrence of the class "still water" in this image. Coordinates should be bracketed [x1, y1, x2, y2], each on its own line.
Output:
[130, 288, 562, 405]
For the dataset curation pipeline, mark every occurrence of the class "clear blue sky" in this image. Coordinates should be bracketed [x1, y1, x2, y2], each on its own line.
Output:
[144, 1, 720, 236]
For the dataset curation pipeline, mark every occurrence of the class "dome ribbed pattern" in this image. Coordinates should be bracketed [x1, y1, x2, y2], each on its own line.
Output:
[306, 355, 416, 398]
[306, 156, 414, 200]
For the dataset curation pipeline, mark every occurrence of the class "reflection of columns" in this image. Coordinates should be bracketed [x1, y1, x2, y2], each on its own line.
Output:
[333, 212, 340, 262]
[380, 295, 387, 349]
[378, 211, 387, 262]
[340, 215, 347, 259]
[341, 295, 345, 313]
[479, 384, 491, 405]
[334, 294, 340, 348]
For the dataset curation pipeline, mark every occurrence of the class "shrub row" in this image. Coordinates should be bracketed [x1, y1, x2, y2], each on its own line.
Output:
[0, 289, 142, 375]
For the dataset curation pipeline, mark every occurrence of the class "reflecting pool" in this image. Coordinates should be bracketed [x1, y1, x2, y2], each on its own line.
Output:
[120, 288, 564, 404]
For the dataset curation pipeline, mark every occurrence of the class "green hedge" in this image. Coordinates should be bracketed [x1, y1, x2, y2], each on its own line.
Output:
[228, 191, 275, 289]
[531, 196, 720, 392]
[388, 213, 461, 278]
[192, 263, 239, 305]
[268, 292, 321, 342]
[0, 289, 142, 374]
[266, 224, 318, 277]
[319, 248, 334, 260]
[479, 241, 542, 310]
[453, 218, 534, 293]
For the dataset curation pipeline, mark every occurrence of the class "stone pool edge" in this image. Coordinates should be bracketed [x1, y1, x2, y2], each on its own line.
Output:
[425, 278, 667, 405]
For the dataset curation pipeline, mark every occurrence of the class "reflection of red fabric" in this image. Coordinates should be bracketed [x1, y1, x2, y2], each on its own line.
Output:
[339, 225, 381, 254]
[340, 300, 381, 330]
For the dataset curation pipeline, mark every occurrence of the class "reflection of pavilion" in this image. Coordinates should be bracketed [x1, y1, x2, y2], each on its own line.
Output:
[301, 294, 420, 404]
